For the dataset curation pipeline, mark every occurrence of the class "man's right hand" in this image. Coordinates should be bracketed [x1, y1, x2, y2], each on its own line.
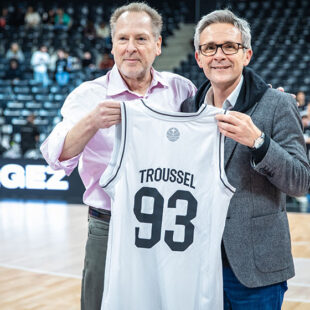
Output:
[59, 101, 121, 161]
[90, 101, 121, 130]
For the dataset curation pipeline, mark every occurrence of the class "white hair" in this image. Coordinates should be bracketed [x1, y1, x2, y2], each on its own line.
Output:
[110, 2, 163, 39]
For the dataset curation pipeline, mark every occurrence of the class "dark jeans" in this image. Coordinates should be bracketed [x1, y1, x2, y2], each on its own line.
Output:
[223, 266, 288, 310]
[81, 215, 110, 310]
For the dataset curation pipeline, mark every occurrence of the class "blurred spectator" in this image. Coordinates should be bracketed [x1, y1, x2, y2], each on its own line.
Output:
[297, 91, 306, 111]
[54, 8, 71, 30]
[5, 59, 23, 81]
[98, 52, 114, 70]
[301, 112, 310, 160]
[20, 114, 40, 156]
[96, 21, 110, 39]
[67, 54, 81, 71]
[81, 51, 96, 69]
[0, 8, 9, 29]
[5, 42, 25, 63]
[84, 20, 97, 41]
[96, 21, 110, 45]
[31, 45, 50, 87]
[301, 112, 310, 131]
[48, 49, 58, 72]
[25, 6, 41, 28]
[55, 49, 70, 86]
[42, 8, 55, 26]
[307, 102, 310, 118]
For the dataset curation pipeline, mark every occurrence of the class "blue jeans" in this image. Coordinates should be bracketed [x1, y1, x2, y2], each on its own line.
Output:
[34, 71, 49, 87]
[56, 71, 69, 86]
[223, 266, 288, 310]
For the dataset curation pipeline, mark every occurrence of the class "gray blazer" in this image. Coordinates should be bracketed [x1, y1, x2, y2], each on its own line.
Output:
[222, 88, 310, 287]
[182, 86, 310, 287]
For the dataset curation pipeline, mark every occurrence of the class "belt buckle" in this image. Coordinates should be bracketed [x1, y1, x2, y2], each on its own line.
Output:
[89, 207, 111, 222]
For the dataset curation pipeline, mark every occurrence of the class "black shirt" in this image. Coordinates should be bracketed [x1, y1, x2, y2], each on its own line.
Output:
[20, 122, 39, 152]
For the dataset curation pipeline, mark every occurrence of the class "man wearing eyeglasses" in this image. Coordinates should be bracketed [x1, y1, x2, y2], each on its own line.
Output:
[182, 9, 310, 309]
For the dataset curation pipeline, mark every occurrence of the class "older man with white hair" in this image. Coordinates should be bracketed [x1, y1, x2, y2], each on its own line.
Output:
[41, 3, 196, 309]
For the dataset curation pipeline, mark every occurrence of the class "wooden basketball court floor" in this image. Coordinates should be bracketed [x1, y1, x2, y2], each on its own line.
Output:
[0, 200, 309, 309]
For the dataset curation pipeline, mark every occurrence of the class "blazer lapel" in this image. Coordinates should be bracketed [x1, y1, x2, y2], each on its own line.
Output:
[224, 137, 237, 168]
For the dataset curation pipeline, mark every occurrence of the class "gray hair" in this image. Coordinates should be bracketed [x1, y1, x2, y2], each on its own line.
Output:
[194, 9, 252, 51]
[110, 2, 163, 40]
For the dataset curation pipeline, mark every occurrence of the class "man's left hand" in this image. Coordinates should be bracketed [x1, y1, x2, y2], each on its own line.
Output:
[215, 111, 261, 147]
[270, 85, 297, 100]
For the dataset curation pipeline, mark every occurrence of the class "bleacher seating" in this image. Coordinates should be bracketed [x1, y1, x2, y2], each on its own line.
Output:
[2, 0, 307, 157]
[0, 1, 191, 157]
[0, 78, 74, 147]
[175, 0, 310, 94]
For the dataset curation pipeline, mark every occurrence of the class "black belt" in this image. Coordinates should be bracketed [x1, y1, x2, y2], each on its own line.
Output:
[88, 206, 111, 222]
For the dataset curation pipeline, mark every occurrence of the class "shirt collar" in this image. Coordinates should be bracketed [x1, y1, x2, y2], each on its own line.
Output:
[204, 75, 244, 109]
[106, 65, 130, 96]
[226, 75, 244, 108]
[107, 65, 168, 97]
[150, 67, 169, 88]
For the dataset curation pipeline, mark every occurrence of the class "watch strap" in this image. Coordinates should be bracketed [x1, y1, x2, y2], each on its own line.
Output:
[251, 133, 270, 164]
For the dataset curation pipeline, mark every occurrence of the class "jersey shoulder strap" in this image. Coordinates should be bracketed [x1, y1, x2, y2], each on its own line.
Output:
[99, 102, 127, 194]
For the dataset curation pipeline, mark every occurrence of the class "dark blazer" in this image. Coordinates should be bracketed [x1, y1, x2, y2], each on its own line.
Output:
[182, 71, 310, 287]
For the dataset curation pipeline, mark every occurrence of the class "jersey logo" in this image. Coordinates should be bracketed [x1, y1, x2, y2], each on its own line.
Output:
[166, 127, 180, 142]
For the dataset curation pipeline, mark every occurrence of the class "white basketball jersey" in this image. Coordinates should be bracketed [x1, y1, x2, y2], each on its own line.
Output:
[100, 100, 235, 310]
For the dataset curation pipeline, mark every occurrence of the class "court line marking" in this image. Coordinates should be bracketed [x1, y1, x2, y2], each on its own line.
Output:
[1, 264, 310, 287]
[1, 261, 310, 283]
[289, 283, 310, 288]
[294, 258, 310, 262]
[1, 265, 310, 304]
[0, 263, 82, 279]
[285, 298, 310, 303]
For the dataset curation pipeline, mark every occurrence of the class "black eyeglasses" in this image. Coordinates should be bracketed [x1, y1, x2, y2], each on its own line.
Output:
[199, 42, 247, 56]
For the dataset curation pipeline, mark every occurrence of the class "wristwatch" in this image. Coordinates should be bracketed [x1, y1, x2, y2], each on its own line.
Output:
[252, 132, 265, 149]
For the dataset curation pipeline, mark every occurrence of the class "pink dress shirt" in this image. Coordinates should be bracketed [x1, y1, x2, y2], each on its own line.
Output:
[40, 65, 197, 210]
